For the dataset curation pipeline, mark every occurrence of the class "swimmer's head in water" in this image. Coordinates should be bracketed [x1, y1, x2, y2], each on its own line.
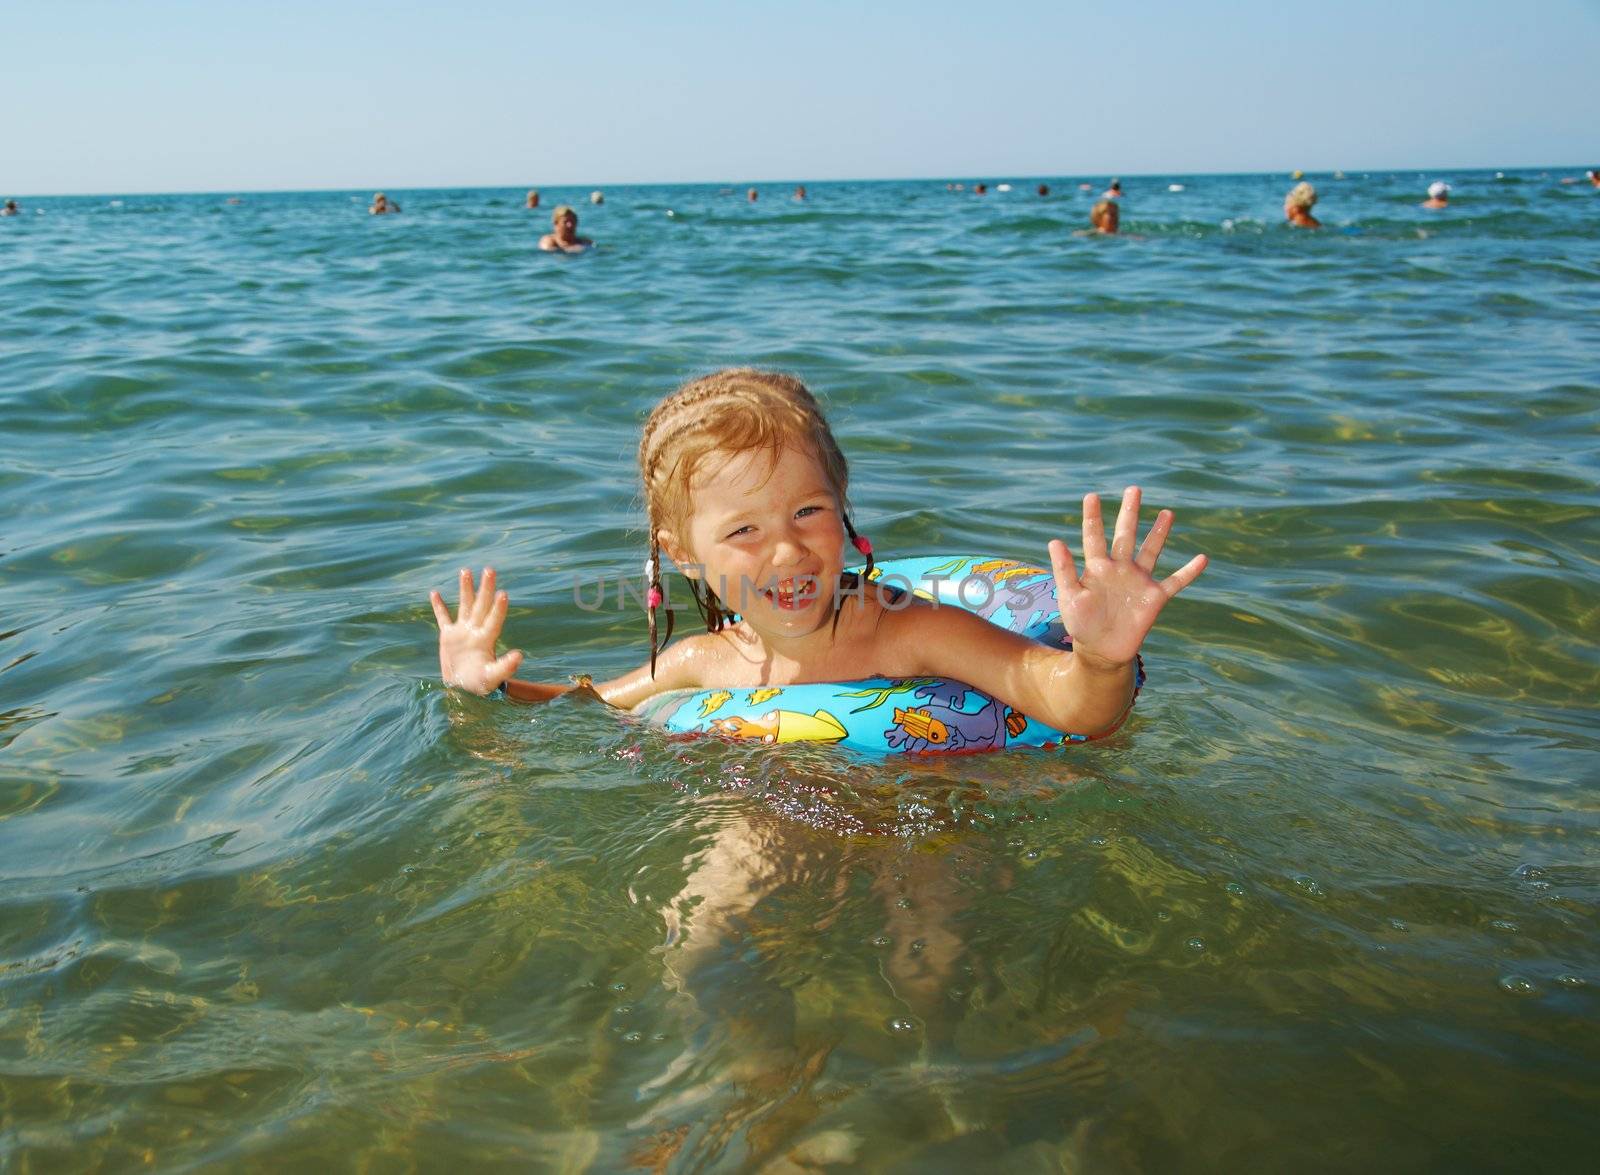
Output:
[551, 204, 577, 228]
[1090, 199, 1119, 231]
[638, 368, 860, 658]
[1427, 181, 1450, 199]
[639, 368, 850, 553]
[526, 189, 540, 205]
[1286, 182, 1318, 211]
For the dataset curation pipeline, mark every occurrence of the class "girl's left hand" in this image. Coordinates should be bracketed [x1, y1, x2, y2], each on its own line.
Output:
[1047, 486, 1208, 669]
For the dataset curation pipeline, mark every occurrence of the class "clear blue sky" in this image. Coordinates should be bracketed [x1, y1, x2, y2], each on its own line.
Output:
[4, 0, 1596, 195]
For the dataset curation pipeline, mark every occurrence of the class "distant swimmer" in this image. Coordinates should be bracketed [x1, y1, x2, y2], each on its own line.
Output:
[1421, 181, 1450, 210]
[369, 192, 400, 215]
[1037, 183, 1050, 196]
[1078, 182, 1093, 190]
[1, 199, 18, 217]
[747, 187, 758, 202]
[526, 189, 541, 208]
[590, 190, 604, 205]
[794, 185, 806, 200]
[1103, 179, 1123, 199]
[974, 183, 988, 195]
[539, 204, 593, 253]
[1284, 181, 1321, 228]
[1589, 169, 1600, 188]
[1086, 199, 1119, 235]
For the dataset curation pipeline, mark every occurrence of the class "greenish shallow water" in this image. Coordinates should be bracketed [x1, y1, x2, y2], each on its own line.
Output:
[2, 171, 1598, 1171]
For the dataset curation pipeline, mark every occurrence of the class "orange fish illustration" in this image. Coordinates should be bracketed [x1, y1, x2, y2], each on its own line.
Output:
[893, 707, 950, 746]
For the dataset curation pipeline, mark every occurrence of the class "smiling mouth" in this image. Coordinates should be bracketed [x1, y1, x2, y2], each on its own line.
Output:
[761, 576, 820, 611]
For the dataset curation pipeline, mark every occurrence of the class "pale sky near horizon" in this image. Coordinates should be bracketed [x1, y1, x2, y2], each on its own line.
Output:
[4, 0, 1596, 195]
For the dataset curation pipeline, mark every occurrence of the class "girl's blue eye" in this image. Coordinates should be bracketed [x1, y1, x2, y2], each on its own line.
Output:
[726, 525, 754, 538]
[796, 506, 823, 519]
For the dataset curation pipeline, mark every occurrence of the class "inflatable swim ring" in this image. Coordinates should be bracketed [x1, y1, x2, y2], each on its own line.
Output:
[632, 555, 1144, 756]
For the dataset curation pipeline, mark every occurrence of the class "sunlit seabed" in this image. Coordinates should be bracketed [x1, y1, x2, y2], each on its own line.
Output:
[2, 171, 1598, 1170]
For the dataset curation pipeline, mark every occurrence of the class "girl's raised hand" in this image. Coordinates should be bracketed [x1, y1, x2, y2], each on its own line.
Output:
[1047, 487, 1207, 669]
[429, 567, 524, 695]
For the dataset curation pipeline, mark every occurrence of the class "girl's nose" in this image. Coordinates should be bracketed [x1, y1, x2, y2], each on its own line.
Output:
[770, 530, 806, 568]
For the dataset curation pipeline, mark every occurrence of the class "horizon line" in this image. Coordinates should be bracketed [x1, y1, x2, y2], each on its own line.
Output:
[9, 162, 1590, 201]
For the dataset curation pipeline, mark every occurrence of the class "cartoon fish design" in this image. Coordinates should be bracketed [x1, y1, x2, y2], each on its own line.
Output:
[747, 687, 783, 705]
[697, 690, 733, 717]
[893, 707, 950, 746]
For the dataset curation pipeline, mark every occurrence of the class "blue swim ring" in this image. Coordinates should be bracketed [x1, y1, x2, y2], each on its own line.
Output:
[632, 555, 1144, 755]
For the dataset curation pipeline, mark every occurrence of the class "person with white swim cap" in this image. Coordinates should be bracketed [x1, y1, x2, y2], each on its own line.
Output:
[1421, 181, 1451, 210]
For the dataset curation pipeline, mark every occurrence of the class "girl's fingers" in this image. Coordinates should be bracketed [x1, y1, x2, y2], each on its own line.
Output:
[473, 568, 497, 624]
[429, 589, 452, 629]
[491, 649, 523, 683]
[1159, 553, 1209, 598]
[1110, 485, 1141, 560]
[1081, 493, 1109, 562]
[1047, 538, 1081, 596]
[1136, 509, 1174, 573]
[458, 568, 476, 619]
[488, 588, 510, 635]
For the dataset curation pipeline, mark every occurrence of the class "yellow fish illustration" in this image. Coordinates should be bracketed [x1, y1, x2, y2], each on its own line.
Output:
[746, 687, 783, 705]
[697, 690, 733, 717]
[971, 558, 1045, 584]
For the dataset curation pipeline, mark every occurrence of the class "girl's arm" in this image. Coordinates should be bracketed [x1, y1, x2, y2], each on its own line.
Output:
[429, 567, 704, 708]
[885, 487, 1207, 736]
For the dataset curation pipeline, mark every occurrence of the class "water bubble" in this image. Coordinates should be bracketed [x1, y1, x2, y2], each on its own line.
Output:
[909, 939, 926, 956]
[1088, 835, 1107, 847]
[615, 1005, 633, 1016]
[1490, 919, 1519, 933]
[1293, 875, 1324, 897]
[652, 1033, 668, 1042]
[1186, 937, 1206, 953]
[1512, 864, 1546, 881]
[1225, 882, 1245, 897]
[1389, 918, 1408, 932]
[1555, 975, 1586, 988]
[896, 898, 913, 910]
[886, 1017, 918, 1035]
[871, 935, 891, 948]
[400, 864, 416, 875]
[610, 981, 629, 993]
[1157, 911, 1172, 922]
[1023, 850, 1039, 861]
[1498, 975, 1538, 997]
[623, 1031, 643, 1043]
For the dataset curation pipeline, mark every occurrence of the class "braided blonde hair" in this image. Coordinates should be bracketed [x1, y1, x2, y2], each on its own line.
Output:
[637, 368, 868, 672]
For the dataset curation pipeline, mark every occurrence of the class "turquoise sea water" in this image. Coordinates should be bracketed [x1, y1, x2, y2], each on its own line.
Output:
[2, 170, 1598, 1171]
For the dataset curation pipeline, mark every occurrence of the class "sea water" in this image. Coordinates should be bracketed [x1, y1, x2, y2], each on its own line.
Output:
[2, 171, 1597, 1170]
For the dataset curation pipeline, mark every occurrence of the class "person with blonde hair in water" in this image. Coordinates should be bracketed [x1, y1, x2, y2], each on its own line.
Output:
[1284, 181, 1321, 228]
[368, 192, 400, 215]
[1088, 199, 1119, 235]
[539, 205, 593, 253]
[525, 189, 540, 209]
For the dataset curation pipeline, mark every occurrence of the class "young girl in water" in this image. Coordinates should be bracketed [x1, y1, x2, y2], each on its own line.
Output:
[429, 368, 1206, 737]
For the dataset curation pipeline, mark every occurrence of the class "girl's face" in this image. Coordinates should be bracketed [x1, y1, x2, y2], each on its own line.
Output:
[670, 443, 847, 641]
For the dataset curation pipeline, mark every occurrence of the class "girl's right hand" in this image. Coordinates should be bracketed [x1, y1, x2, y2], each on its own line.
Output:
[429, 567, 524, 695]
